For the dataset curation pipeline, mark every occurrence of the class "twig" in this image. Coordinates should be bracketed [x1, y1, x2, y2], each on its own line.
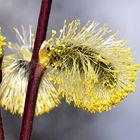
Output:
[0, 56, 5, 140]
[19, 0, 52, 140]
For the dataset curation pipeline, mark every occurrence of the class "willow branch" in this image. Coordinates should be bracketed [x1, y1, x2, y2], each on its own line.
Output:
[19, 0, 52, 140]
[0, 56, 5, 140]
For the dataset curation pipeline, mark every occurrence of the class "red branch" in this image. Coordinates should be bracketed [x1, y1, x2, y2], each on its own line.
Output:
[19, 0, 52, 140]
[0, 56, 5, 140]
[32, 0, 52, 63]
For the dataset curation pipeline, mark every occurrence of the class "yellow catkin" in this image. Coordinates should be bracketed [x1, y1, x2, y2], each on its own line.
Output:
[0, 26, 62, 116]
[39, 20, 139, 113]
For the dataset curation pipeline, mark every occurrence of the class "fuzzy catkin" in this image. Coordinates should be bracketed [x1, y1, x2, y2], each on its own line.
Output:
[40, 20, 139, 112]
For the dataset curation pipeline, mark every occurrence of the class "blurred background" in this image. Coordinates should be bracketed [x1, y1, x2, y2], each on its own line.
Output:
[0, 0, 140, 140]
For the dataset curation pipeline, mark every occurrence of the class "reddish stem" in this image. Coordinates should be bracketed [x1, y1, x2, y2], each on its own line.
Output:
[20, 0, 52, 140]
[20, 64, 45, 140]
[0, 56, 5, 140]
[0, 56, 3, 83]
[32, 0, 52, 63]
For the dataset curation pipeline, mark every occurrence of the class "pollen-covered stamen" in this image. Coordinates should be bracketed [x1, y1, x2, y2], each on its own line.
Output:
[0, 28, 6, 56]
[13, 25, 34, 51]
[45, 44, 117, 88]
[41, 20, 139, 113]
[97, 61, 116, 88]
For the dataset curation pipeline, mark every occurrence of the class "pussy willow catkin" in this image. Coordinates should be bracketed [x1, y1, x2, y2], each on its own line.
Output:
[0, 26, 61, 116]
[0, 20, 139, 116]
[39, 20, 139, 112]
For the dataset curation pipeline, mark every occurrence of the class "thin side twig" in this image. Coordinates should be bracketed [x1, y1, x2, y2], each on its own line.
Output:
[0, 56, 5, 140]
